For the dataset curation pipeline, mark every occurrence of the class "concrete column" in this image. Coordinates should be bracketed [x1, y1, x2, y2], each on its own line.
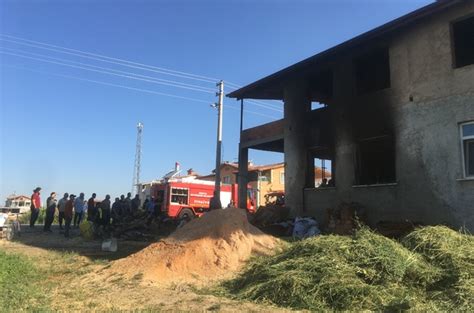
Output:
[283, 81, 311, 216]
[237, 145, 248, 209]
[332, 60, 356, 191]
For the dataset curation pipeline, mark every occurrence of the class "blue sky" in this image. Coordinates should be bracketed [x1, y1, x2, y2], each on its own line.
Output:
[0, 0, 433, 201]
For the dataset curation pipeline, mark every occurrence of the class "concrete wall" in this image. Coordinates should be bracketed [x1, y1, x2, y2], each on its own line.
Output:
[295, 2, 474, 230]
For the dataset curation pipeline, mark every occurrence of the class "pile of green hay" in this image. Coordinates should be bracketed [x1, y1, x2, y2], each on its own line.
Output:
[222, 226, 473, 311]
[403, 226, 474, 309]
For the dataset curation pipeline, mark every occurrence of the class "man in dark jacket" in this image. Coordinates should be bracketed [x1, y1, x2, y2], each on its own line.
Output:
[57, 193, 68, 229]
[111, 197, 122, 225]
[101, 194, 111, 228]
[64, 194, 75, 238]
[87, 193, 97, 222]
[43, 192, 57, 232]
[131, 194, 140, 216]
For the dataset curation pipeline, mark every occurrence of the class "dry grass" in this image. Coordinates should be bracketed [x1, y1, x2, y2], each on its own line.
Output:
[222, 226, 473, 311]
[0, 237, 288, 312]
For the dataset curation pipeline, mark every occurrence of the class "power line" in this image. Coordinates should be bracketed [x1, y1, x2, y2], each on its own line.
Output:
[0, 34, 221, 83]
[224, 86, 283, 110]
[246, 99, 283, 111]
[0, 35, 280, 106]
[225, 105, 279, 120]
[0, 64, 212, 103]
[0, 50, 215, 94]
[1, 47, 216, 92]
[0, 37, 219, 85]
[1, 49, 283, 112]
[224, 81, 243, 88]
[1, 64, 279, 120]
[0, 35, 283, 112]
[242, 99, 283, 113]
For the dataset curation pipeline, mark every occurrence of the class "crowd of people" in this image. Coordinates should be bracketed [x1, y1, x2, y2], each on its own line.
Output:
[29, 187, 161, 238]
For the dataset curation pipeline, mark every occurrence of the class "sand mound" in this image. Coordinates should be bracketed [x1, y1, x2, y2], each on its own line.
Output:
[110, 208, 279, 285]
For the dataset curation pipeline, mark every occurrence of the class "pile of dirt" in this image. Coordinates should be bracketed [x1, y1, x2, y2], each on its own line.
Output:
[109, 208, 279, 285]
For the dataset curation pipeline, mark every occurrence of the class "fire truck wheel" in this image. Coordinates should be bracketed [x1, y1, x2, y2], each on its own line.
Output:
[178, 208, 195, 220]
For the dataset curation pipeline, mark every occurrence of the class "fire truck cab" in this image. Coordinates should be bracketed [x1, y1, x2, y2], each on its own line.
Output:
[150, 177, 255, 219]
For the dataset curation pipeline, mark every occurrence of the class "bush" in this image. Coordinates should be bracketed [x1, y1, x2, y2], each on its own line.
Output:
[18, 208, 59, 225]
[223, 226, 473, 311]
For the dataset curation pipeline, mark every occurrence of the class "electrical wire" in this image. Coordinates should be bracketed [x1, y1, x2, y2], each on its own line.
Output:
[0, 37, 219, 84]
[0, 64, 211, 103]
[1, 49, 283, 112]
[1, 64, 279, 120]
[0, 35, 284, 112]
[246, 99, 282, 110]
[0, 34, 283, 114]
[0, 34, 221, 83]
[0, 51, 215, 94]
[1, 47, 216, 92]
[225, 85, 283, 110]
[226, 105, 279, 120]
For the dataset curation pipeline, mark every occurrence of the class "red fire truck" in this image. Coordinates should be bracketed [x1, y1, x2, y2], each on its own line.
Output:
[149, 177, 256, 219]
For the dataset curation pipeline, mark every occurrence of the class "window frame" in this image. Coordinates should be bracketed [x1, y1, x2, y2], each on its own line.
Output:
[280, 172, 285, 185]
[170, 187, 189, 205]
[460, 121, 474, 178]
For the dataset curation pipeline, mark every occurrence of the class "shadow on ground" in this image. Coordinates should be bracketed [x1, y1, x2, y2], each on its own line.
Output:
[12, 224, 156, 261]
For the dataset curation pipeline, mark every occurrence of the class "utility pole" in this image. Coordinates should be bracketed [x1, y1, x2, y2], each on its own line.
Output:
[210, 80, 224, 210]
[132, 122, 144, 195]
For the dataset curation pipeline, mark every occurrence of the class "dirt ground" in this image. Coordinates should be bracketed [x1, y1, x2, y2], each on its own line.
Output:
[0, 225, 290, 312]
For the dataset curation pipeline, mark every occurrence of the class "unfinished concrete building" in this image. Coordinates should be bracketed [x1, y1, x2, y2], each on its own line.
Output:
[229, 0, 474, 231]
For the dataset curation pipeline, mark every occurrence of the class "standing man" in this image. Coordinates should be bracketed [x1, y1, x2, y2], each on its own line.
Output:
[119, 194, 127, 218]
[57, 193, 68, 229]
[111, 197, 122, 225]
[44, 192, 57, 232]
[101, 194, 111, 228]
[64, 194, 75, 238]
[30, 187, 41, 228]
[74, 193, 85, 227]
[87, 193, 97, 222]
[131, 194, 140, 216]
[124, 192, 132, 215]
[146, 197, 155, 226]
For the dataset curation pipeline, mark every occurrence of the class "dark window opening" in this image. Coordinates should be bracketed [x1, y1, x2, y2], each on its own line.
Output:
[354, 48, 391, 94]
[452, 16, 474, 68]
[356, 136, 396, 185]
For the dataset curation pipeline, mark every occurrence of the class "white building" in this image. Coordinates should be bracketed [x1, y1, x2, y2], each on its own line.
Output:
[4, 194, 31, 213]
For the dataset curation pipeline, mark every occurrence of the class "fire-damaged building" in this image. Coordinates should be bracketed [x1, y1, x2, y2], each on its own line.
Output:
[228, 0, 474, 231]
